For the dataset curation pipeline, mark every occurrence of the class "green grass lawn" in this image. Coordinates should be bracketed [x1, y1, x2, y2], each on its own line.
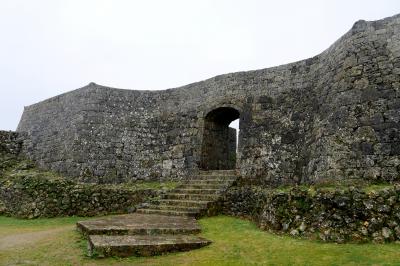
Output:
[0, 215, 399, 266]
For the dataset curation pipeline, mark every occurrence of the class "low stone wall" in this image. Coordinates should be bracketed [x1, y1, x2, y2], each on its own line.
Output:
[223, 185, 400, 243]
[0, 131, 23, 176]
[0, 175, 158, 218]
[0, 130, 22, 155]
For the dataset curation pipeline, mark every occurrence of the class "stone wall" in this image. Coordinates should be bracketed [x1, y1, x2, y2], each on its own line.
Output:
[16, 14, 400, 185]
[223, 185, 400, 243]
[0, 130, 159, 218]
[0, 175, 158, 218]
[0, 130, 22, 156]
[0, 130, 23, 175]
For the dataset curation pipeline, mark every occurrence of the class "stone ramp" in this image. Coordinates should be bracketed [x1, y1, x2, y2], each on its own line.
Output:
[77, 170, 237, 257]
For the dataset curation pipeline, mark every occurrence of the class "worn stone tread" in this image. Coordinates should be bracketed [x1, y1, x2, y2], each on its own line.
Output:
[143, 204, 203, 212]
[77, 213, 201, 235]
[199, 170, 236, 175]
[135, 208, 199, 217]
[157, 199, 211, 208]
[177, 184, 225, 189]
[163, 193, 219, 201]
[190, 175, 237, 180]
[172, 188, 220, 194]
[88, 234, 212, 257]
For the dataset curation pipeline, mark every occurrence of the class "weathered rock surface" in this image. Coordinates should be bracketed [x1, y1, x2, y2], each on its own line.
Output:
[80, 213, 211, 258]
[0, 174, 158, 218]
[88, 234, 211, 257]
[223, 184, 400, 243]
[77, 213, 202, 236]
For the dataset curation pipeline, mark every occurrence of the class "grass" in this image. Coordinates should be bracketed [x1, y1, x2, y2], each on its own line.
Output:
[1, 215, 400, 266]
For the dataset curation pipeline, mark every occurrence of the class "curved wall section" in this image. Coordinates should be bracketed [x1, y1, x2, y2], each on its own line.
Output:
[17, 14, 400, 185]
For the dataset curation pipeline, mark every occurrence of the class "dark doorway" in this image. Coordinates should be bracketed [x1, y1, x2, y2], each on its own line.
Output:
[200, 107, 240, 170]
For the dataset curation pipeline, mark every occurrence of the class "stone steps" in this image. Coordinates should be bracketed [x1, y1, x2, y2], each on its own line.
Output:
[143, 204, 203, 213]
[190, 175, 236, 181]
[88, 234, 212, 257]
[177, 183, 225, 190]
[163, 193, 219, 201]
[198, 170, 236, 175]
[172, 188, 220, 194]
[187, 179, 233, 185]
[78, 169, 237, 257]
[157, 199, 211, 208]
[135, 208, 199, 217]
[77, 214, 201, 236]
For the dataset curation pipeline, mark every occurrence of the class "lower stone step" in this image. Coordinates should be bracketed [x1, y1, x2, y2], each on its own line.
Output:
[144, 204, 203, 213]
[177, 183, 225, 190]
[172, 188, 220, 194]
[163, 193, 219, 201]
[157, 199, 211, 208]
[190, 180, 232, 185]
[136, 208, 199, 217]
[199, 170, 236, 176]
[190, 175, 237, 181]
[77, 213, 201, 235]
[88, 234, 212, 257]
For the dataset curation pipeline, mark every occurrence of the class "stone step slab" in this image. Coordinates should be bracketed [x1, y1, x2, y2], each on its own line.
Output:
[177, 183, 226, 190]
[143, 204, 203, 213]
[185, 179, 233, 185]
[190, 175, 237, 180]
[199, 170, 236, 175]
[77, 214, 201, 236]
[135, 208, 199, 217]
[157, 199, 211, 208]
[88, 234, 212, 257]
[172, 188, 220, 194]
[163, 193, 220, 201]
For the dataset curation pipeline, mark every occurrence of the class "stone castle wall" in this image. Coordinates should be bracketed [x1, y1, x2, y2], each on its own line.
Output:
[17, 14, 400, 185]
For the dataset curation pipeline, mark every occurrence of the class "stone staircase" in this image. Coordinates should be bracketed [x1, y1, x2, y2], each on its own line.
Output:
[77, 170, 237, 257]
[136, 170, 237, 218]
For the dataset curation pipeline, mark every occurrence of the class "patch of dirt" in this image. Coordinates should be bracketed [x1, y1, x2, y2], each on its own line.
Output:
[0, 226, 72, 250]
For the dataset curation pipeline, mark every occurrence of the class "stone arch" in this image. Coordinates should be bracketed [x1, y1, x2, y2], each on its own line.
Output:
[200, 106, 240, 170]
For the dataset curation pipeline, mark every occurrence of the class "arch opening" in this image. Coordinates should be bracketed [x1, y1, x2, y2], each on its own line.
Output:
[200, 107, 240, 170]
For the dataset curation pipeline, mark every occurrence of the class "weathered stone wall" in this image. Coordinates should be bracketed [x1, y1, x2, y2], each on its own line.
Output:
[223, 185, 400, 243]
[0, 130, 22, 156]
[0, 130, 23, 175]
[17, 14, 400, 185]
[0, 175, 158, 218]
[0, 131, 160, 218]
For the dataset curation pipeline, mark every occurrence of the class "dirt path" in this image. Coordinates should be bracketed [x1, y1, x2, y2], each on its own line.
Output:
[0, 226, 72, 250]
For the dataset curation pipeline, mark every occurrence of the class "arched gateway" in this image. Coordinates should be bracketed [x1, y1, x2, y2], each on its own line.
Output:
[200, 107, 240, 170]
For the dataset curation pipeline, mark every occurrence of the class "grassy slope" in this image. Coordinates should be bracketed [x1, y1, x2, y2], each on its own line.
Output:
[1, 215, 400, 266]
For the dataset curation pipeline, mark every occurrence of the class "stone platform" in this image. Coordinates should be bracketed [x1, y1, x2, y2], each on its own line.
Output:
[77, 213, 202, 236]
[88, 234, 211, 257]
[77, 170, 237, 257]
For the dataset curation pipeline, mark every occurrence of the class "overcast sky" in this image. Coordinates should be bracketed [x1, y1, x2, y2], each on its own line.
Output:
[0, 0, 399, 130]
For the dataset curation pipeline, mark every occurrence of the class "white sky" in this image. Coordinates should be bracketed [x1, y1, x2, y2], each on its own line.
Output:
[0, 0, 399, 130]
